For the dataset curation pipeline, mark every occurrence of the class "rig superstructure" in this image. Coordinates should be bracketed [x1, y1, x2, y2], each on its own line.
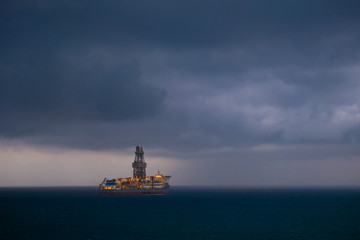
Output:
[99, 146, 171, 195]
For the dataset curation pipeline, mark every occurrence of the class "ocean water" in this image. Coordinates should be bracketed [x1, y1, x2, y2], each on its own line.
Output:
[1, 187, 360, 240]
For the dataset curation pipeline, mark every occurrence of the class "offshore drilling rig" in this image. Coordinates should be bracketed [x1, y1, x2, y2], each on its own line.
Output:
[99, 146, 171, 195]
[132, 146, 147, 178]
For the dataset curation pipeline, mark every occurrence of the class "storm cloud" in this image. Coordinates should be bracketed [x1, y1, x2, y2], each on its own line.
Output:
[1, 0, 360, 185]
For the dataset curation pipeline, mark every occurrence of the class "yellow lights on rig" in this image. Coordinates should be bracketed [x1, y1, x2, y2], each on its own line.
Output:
[155, 170, 164, 179]
[100, 171, 170, 191]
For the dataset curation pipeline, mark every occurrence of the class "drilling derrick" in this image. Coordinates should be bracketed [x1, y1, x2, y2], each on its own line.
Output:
[132, 146, 147, 178]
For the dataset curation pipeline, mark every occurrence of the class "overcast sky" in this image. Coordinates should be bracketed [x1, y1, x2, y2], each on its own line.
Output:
[1, 0, 360, 186]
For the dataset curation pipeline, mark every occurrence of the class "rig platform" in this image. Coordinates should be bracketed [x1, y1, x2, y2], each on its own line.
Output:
[99, 146, 171, 195]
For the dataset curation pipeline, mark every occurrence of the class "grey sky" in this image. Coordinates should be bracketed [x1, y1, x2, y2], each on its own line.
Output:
[1, 0, 360, 186]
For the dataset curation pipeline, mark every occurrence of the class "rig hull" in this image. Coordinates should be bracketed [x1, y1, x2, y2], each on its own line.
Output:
[99, 190, 168, 196]
[99, 185, 169, 195]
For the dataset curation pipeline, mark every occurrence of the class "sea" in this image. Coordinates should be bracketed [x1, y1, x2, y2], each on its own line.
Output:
[1, 187, 360, 240]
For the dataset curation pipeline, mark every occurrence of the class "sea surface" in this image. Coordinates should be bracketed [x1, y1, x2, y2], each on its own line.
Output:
[0, 187, 360, 240]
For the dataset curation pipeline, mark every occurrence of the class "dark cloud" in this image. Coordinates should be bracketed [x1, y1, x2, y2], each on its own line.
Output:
[0, 50, 165, 137]
[2, 0, 360, 49]
[0, 0, 360, 153]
